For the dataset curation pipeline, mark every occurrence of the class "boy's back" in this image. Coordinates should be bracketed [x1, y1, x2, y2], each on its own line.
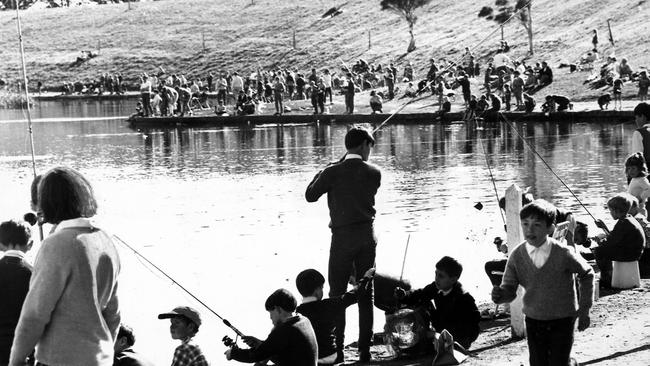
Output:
[296, 293, 356, 359]
[0, 253, 32, 364]
[502, 239, 594, 320]
[598, 215, 645, 261]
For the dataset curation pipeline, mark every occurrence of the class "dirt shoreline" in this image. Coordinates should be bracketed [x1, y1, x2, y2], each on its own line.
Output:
[341, 280, 650, 365]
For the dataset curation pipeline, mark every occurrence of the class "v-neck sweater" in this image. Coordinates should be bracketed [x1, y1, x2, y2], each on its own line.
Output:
[500, 238, 594, 320]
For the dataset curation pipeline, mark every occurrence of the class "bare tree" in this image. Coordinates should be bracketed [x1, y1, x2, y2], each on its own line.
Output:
[478, 0, 534, 55]
[380, 0, 432, 53]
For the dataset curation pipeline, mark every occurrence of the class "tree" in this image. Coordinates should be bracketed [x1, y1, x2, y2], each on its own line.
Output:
[380, 0, 432, 53]
[478, 0, 534, 55]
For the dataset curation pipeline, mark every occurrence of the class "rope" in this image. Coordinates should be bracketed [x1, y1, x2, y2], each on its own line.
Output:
[496, 111, 599, 222]
[112, 234, 246, 337]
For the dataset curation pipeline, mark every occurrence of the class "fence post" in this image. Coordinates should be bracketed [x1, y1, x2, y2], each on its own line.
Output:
[505, 184, 526, 339]
[202, 32, 206, 53]
[292, 29, 296, 49]
[368, 29, 371, 49]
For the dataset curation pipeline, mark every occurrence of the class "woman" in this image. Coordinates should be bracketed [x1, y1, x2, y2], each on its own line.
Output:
[10, 167, 120, 366]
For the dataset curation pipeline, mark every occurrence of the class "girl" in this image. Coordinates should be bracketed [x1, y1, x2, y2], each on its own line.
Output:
[626, 152, 650, 217]
[613, 77, 623, 111]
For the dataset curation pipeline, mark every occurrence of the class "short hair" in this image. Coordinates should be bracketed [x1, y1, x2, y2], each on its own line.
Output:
[38, 166, 98, 224]
[499, 193, 534, 211]
[634, 103, 650, 119]
[0, 220, 31, 247]
[436, 256, 463, 278]
[625, 152, 648, 177]
[344, 126, 375, 149]
[264, 288, 297, 312]
[117, 324, 136, 347]
[608, 193, 633, 214]
[520, 199, 557, 226]
[296, 269, 325, 297]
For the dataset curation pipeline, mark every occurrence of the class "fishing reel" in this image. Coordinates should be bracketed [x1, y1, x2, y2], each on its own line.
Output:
[222, 335, 237, 348]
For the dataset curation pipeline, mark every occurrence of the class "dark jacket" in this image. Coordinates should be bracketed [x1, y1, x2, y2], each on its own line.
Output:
[230, 315, 317, 366]
[113, 348, 155, 366]
[399, 282, 480, 349]
[0, 255, 32, 364]
[598, 215, 645, 261]
[305, 158, 381, 229]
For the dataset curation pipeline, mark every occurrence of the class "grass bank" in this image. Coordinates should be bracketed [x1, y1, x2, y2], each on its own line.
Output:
[0, 0, 649, 101]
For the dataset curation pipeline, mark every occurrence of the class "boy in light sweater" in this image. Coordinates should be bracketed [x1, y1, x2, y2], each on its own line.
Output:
[492, 199, 594, 366]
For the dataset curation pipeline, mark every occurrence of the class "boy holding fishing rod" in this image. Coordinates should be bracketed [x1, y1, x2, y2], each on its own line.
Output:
[492, 199, 594, 366]
[305, 126, 381, 362]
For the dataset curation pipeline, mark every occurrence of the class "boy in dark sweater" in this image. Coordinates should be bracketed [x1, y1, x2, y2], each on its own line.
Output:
[0, 220, 33, 366]
[295, 268, 373, 364]
[594, 193, 645, 287]
[492, 199, 594, 366]
[226, 289, 318, 366]
[395, 256, 480, 349]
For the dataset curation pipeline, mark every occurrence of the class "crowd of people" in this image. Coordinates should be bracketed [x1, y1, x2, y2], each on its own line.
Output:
[61, 72, 125, 96]
[2, 118, 650, 365]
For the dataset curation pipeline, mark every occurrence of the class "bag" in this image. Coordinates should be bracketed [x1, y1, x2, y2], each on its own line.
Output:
[384, 307, 432, 356]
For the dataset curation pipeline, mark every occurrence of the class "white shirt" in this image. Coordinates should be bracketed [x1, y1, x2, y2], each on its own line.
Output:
[526, 238, 552, 268]
[344, 153, 363, 160]
[2, 249, 26, 259]
[53, 217, 97, 233]
[232, 76, 244, 90]
[493, 53, 512, 68]
[323, 74, 332, 88]
[301, 296, 318, 304]
[631, 123, 650, 155]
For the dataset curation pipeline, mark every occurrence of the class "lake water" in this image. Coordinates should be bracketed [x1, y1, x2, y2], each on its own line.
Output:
[0, 99, 632, 364]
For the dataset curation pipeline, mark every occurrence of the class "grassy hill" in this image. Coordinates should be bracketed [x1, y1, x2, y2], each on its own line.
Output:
[1, 0, 649, 100]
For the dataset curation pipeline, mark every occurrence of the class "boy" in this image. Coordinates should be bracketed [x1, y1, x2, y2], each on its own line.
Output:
[492, 199, 594, 366]
[594, 193, 645, 287]
[158, 306, 208, 366]
[0, 220, 33, 366]
[113, 324, 154, 366]
[294, 268, 373, 364]
[395, 256, 480, 349]
[225, 289, 317, 366]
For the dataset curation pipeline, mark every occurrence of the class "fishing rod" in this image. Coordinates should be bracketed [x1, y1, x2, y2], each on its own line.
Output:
[496, 111, 600, 224]
[15, 0, 44, 241]
[398, 234, 411, 283]
[477, 133, 507, 229]
[112, 234, 246, 337]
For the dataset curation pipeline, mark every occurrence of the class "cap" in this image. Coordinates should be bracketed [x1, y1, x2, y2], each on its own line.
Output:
[158, 306, 202, 327]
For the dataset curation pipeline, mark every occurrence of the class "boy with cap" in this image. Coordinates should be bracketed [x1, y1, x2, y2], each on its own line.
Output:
[225, 289, 317, 366]
[0, 220, 33, 366]
[158, 306, 208, 366]
[395, 256, 480, 349]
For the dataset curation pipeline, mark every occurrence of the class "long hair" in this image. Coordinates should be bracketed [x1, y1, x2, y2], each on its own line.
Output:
[625, 152, 648, 178]
[38, 167, 97, 224]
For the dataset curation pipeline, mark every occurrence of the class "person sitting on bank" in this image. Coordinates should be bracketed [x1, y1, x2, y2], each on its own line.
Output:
[403, 82, 417, 98]
[0, 220, 33, 366]
[295, 268, 373, 364]
[523, 93, 536, 113]
[225, 289, 318, 366]
[593, 193, 645, 287]
[395, 256, 481, 349]
[113, 324, 155, 366]
[369, 90, 383, 114]
[541, 95, 557, 114]
[158, 306, 209, 366]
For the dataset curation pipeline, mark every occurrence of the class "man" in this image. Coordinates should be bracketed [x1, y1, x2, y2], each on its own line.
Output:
[113, 325, 154, 366]
[305, 127, 381, 362]
[344, 73, 355, 114]
[631, 102, 650, 212]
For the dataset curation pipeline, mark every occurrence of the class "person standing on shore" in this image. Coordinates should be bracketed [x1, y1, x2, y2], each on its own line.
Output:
[9, 166, 121, 366]
[139, 75, 153, 117]
[273, 76, 286, 116]
[305, 127, 381, 362]
[344, 73, 356, 114]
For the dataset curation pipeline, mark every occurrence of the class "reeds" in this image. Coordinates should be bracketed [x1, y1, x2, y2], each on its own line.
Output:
[0, 90, 33, 109]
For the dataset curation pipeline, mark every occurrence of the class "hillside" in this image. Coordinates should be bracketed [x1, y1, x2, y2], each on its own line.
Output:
[0, 0, 649, 101]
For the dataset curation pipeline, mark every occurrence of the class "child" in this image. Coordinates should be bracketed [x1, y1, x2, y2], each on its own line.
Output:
[295, 268, 373, 364]
[113, 324, 155, 366]
[503, 84, 512, 111]
[158, 306, 208, 366]
[625, 152, 650, 216]
[613, 77, 623, 111]
[594, 193, 646, 287]
[395, 256, 480, 349]
[225, 289, 318, 365]
[639, 71, 649, 102]
[0, 220, 33, 365]
[492, 199, 594, 366]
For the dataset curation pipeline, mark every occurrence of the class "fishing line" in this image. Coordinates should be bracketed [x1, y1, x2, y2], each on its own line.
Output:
[497, 112, 599, 222]
[477, 133, 506, 228]
[112, 234, 246, 337]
